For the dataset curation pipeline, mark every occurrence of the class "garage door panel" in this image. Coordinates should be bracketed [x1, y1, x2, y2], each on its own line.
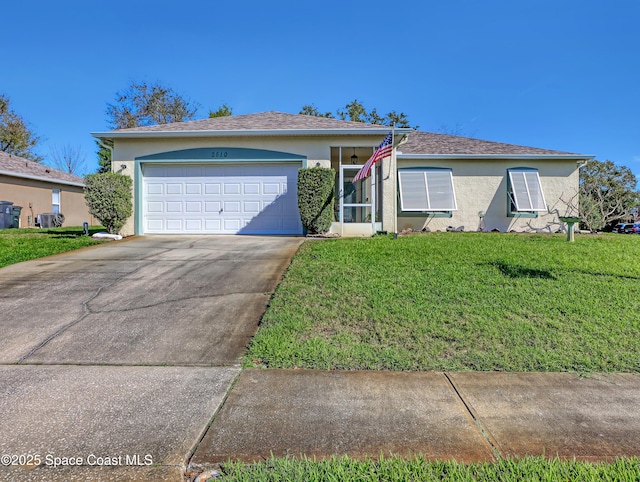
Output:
[166, 219, 183, 230]
[146, 183, 163, 195]
[147, 202, 163, 213]
[263, 183, 280, 195]
[205, 202, 221, 213]
[205, 219, 221, 231]
[186, 184, 201, 195]
[147, 219, 163, 231]
[224, 183, 241, 195]
[205, 184, 221, 195]
[223, 201, 241, 213]
[142, 163, 302, 234]
[223, 219, 241, 231]
[243, 183, 260, 195]
[243, 201, 261, 213]
[166, 202, 182, 213]
[185, 202, 202, 213]
[185, 219, 202, 231]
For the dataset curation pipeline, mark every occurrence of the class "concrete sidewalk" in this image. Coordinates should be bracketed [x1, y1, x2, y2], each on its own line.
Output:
[190, 369, 640, 471]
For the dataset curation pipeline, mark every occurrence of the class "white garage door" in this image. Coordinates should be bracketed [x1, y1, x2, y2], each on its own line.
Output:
[142, 163, 302, 234]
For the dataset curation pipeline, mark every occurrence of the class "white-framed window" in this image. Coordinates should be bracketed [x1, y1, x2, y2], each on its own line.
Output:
[398, 168, 457, 212]
[52, 189, 61, 214]
[507, 169, 546, 214]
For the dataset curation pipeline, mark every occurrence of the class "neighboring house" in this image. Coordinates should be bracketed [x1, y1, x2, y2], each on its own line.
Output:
[0, 151, 92, 228]
[92, 111, 593, 237]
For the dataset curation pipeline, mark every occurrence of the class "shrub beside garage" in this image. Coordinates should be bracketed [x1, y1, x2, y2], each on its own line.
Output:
[297, 167, 335, 234]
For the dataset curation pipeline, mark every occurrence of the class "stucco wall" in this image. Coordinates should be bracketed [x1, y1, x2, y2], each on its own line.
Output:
[0, 175, 94, 228]
[396, 158, 579, 233]
[111, 136, 580, 237]
[112, 135, 392, 236]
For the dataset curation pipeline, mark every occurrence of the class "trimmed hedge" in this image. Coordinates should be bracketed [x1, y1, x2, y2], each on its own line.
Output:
[84, 172, 133, 234]
[297, 167, 335, 234]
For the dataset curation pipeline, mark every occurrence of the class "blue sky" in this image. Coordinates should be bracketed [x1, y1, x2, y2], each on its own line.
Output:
[4, 0, 640, 178]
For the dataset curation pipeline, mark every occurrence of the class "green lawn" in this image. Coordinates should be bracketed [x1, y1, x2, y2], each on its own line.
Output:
[215, 455, 640, 481]
[245, 233, 640, 373]
[0, 226, 107, 269]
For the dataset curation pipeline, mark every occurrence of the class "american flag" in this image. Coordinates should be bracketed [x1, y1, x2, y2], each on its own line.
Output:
[353, 131, 393, 183]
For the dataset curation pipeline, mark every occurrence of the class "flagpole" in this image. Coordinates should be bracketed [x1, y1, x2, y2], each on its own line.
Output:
[392, 122, 397, 239]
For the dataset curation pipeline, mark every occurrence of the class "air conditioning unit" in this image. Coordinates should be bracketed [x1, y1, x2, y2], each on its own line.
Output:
[41, 213, 65, 228]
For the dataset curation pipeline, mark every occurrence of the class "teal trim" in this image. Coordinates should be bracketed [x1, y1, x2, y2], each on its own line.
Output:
[136, 147, 306, 162]
[398, 211, 453, 218]
[398, 166, 452, 173]
[507, 211, 538, 219]
[135, 161, 143, 235]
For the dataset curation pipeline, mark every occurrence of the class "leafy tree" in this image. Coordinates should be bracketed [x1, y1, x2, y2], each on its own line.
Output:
[579, 159, 639, 231]
[48, 144, 86, 176]
[0, 94, 42, 161]
[106, 81, 199, 129]
[302, 99, 415, 128]
[337, 100, 369, 123]
[299, 104, 334, 118]
[209, 103, 233, 118]
[84, 172, 133, 234]
[96, 140, 112, 174]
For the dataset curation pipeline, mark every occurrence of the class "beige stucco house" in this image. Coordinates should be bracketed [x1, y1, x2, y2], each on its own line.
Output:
[92, 111, 593, 237]
[0, 151, 92, 228]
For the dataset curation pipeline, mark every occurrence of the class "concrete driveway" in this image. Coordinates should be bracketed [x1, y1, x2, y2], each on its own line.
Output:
[0, 235, 302, 481]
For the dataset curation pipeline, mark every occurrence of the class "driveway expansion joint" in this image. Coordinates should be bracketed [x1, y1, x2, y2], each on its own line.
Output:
[185, 368, 245, 474]
[444, 372, 504, 459]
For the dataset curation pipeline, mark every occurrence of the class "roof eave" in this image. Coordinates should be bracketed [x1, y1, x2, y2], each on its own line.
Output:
[91, 127, 413, 140]
[397, 153, 595, 161]
[0, 169, 85, 187]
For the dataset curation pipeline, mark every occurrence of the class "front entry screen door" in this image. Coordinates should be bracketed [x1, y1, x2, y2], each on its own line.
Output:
[340, 165, 375, 225]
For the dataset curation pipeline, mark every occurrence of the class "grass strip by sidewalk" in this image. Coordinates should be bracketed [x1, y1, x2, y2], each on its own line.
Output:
[216, 455, 640, 481]
[246, 233, 640, 373]
[0, 227, 107, 269]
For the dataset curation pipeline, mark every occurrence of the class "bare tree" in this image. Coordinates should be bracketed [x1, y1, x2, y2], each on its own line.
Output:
[106, 81, 199, 129]
[48, 144, 86, 176]
[436, 123, 476, 138]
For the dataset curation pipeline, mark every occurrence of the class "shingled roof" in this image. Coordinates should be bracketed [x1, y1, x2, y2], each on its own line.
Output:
[399, 131, 578, 156]
[96, 111, 588, 158]
[108, 111, 389, 133]
[0, 151, 85, 186]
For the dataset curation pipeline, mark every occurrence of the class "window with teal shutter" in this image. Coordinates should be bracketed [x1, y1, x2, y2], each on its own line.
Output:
[398, 168, 457, 212]
[507, 168, 546, 217]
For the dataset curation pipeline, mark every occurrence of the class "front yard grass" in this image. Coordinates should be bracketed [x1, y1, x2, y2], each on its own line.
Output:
[0, 226, 107, 269]
[216, 455, 640, 481]
[246, 233, 640, 373]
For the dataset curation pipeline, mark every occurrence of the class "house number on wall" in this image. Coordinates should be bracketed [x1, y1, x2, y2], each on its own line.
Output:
[211, 151, 229, 158]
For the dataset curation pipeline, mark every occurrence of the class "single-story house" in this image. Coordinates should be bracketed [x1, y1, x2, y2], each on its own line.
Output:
[0, 151, 93, 228]
[92, 111, 593, 237]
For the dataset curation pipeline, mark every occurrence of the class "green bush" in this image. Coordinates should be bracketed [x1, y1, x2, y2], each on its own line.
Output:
[297, 167, 335, 234]
[84, 172, 133, 234]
